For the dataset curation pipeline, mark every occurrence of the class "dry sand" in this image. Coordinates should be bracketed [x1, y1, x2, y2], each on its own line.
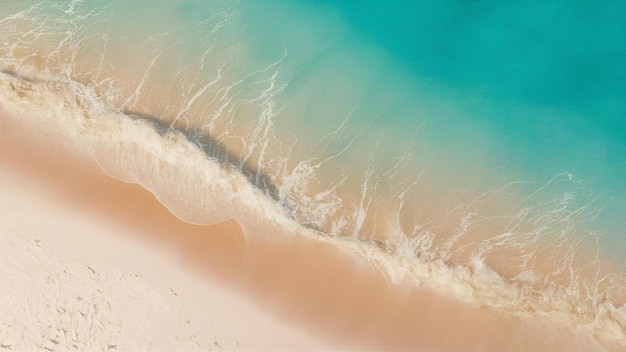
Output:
[0, 114, 617, 351]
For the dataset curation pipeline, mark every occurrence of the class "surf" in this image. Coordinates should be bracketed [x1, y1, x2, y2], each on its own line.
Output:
[1, 69, 625, 349]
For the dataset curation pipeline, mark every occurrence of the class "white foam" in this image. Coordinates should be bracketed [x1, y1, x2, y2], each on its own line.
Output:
[1, 70, 626, 349]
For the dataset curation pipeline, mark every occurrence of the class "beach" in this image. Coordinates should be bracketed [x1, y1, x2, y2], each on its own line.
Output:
[1, 104, 621, 351]
[0, 114, 334, 351]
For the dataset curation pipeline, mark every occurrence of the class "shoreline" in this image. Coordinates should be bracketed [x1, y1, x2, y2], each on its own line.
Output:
[1, 109, 620, 350]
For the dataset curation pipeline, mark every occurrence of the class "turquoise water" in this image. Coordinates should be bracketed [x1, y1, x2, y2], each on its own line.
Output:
[238, 0, 626, 248]
[1, 0, 626, 346]
[306, 0, 626, 245]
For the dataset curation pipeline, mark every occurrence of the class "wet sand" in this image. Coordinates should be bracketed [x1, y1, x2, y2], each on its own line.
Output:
[0, 113, 618, 351]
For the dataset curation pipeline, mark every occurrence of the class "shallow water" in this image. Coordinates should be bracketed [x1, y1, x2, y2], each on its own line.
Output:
[1, 0, 626, 348]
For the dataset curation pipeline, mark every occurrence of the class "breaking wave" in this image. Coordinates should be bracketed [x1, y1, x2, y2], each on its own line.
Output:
[1, 70, 625, 349]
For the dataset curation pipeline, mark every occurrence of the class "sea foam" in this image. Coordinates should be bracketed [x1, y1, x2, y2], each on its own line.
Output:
[2, 70, 626, 349]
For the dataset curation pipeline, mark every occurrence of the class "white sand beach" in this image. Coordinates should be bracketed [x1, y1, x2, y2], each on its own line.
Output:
[0, 116, 333, 351]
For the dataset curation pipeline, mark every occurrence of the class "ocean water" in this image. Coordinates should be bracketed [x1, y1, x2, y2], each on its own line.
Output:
[1, 0, 626, 347]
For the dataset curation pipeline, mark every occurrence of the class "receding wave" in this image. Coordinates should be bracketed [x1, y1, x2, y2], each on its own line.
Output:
[2, 70, 626, 349]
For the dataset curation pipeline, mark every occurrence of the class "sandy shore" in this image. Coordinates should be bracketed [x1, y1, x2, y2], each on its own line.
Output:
[0, 113, 619, 351]
[0, 118, 334, 351]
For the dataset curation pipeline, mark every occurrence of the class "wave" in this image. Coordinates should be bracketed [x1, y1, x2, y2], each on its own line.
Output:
[2, 69, 626, 349]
